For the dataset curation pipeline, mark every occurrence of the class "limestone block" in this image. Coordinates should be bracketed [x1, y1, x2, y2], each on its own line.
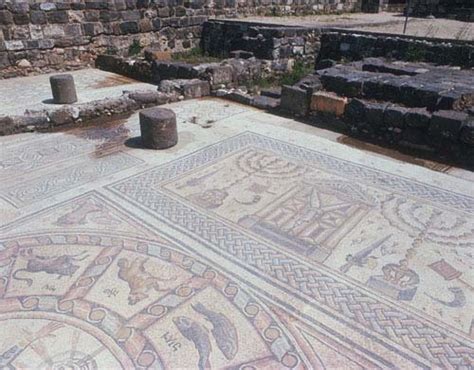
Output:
[0, 116, 15, 135]
[65, 24, 83, 37]
[280, 85, 310, 117]
[43, 24, 66, 38]
[40, 3, 57, 11]
[100, 10, 120, 22]
[152, 18, 161, 30]
[129, 90, 165, 104]
[84, 10, 100, 21]
[82, 22, 104, 36]
[144, 49, 172, 61]
[405, 108, 431, 129]
[0, 10, 13, 24]
[227, 91, 253, 105]
[296, 74, 322, 95]
[11, 25, 30, 40]
[260, 87, 281, 99]
[29, 24, 44, 39]
[460, 119, 474, 146]
[4, 40, 24, 51]
[430, 110, 468, 141]
[207, 65, 233, 86]
[38, 39, 55, 49]
[344, 98, 367, 124]
[401, 127, 427, 146]
[384, 105, 408, 128]
[121, 10, 141, 21]
[365, 101, 389, 127]
[310, 91, 347, 116]
[251, 95, 280, 110]
[0, 52, 10, 67]
[182, 80, 210, 99]
[47, 11, 69, 24]
[13, 13, 30, 25]
[119, 21, 139, 34]
[48, 107, 75, 125]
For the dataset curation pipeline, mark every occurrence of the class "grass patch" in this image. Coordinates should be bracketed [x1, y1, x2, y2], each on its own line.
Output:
[128, 40, 142, 56]
[171, 47, 222, 64]
[404, 44, 426, 62]
[246, 60, 313, 90]
[280, 60, 313, 86]
[246, 76, 278, 90]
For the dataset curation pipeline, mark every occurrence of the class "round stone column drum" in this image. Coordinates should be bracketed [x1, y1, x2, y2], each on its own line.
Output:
[139, 107, 178, 149]
[50, 74, 78, 104]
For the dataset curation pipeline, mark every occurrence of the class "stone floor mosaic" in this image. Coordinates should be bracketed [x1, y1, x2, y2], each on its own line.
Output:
[0, 98, 473, 369]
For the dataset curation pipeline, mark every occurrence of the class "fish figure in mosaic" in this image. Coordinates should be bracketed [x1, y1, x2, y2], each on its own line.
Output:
[173, 316, 211, 370]
[192, 303, 238, 360]
[340, 235, 392, 273]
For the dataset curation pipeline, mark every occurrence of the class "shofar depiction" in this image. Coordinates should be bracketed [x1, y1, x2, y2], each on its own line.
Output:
[139, 107, 178, 149]
[49, 74, 78, 104]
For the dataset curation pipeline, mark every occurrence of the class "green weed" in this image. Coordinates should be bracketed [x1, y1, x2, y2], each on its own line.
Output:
[128, 40, 142, 56]
[172, 47, 222, 64]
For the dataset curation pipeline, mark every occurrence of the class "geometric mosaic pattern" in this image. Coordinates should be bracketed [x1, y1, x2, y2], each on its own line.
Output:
[109, 132, 474, 368]
[1, 101, 473, 369]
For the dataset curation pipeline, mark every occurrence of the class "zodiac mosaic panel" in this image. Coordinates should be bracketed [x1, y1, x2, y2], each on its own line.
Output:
[0, 233, 314, 369]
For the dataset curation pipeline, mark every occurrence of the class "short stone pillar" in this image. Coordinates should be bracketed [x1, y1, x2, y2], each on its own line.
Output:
[139, 107, 178, 149]
[50, 74, 78, 104]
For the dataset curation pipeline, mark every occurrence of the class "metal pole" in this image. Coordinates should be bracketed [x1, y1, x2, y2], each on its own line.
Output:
[403, 0, 411, 34]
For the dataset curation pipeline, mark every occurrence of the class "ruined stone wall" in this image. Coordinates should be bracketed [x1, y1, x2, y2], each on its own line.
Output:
[318, 30, 474, 68]
[0, 0, 362, 79]
[411, 0, 474, 21]
[202, 20, 321, 65]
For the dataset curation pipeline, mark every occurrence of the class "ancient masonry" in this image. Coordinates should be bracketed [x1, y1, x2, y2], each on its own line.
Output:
[0, 0, 362, 78]
[1, 0, 472, 77]
[411, 0, 474, 21]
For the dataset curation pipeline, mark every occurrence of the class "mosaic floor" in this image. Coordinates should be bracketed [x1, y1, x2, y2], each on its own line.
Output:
[1, 98, 473, 369]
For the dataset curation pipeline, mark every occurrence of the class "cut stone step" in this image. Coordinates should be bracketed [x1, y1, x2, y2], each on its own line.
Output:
[260, 87, 281, 99]
[251, 95, 280, 110]
[362, 58, 430, 76]
[280, 85, 310, 117]
[319, 64, 474, 112]
[310, 91, 347, 116]
[343, 98, 472, 148]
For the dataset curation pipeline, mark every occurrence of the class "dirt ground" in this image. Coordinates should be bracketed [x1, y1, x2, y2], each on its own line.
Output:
[223, 12, 474, 41]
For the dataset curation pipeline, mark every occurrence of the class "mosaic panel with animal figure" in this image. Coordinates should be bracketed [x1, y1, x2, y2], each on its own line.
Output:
[0, 191, 430, 368]
[109, 132, 474, 367]
[0, 232, 351, 369]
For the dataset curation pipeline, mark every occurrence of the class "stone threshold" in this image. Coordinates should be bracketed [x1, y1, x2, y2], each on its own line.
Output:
[0, 89, 180, 136]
